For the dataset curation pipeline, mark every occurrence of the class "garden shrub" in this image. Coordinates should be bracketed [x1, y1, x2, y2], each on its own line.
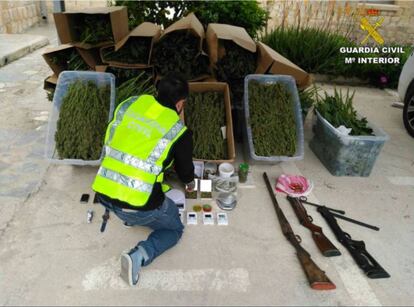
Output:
[262, 26, 413, 88]
[114, 0, 269, 38]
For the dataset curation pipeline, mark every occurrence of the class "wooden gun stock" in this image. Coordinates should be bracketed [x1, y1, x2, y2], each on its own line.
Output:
[287, 196, 341, 257]
[296, 245, 337, 290]
[264, 173, 336, 290]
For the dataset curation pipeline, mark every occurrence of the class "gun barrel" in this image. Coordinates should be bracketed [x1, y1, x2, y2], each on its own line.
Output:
[263, 173, 336, 290]
[298, 197, 346, 215]
[263, 173, 294, 237]
[331, 212, 380, 231]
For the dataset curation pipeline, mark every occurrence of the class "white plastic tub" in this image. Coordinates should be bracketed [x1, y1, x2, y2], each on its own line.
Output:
[44, 71, 115, 166]
[310, 111, 389, 176]
[243, 74, 304, 164]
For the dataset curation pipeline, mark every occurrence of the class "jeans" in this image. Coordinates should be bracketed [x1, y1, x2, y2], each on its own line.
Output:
[98, 196, 184, 266]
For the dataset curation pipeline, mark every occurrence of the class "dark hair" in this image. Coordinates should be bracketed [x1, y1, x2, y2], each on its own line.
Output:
[156, 73, 189, 109]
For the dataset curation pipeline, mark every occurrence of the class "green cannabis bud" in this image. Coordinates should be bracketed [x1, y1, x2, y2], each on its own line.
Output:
[55, 80, 110, 160]
[248, 80, 297, 157]
[185, 91, 227, 160]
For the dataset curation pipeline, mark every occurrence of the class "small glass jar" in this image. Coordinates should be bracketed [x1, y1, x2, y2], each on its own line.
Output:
[238, 163, 249, 183]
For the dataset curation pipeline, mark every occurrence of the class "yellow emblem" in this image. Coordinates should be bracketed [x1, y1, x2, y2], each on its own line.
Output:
[360, 16, 384, 45]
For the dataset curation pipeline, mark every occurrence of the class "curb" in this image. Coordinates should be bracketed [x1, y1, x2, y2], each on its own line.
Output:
[0, 34, 49, 68]
[311, 73, 370, 86]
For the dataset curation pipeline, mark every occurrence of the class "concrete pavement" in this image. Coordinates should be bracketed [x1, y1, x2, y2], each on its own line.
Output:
[0, 34, 49, 67]
[0, 25, 414, 306]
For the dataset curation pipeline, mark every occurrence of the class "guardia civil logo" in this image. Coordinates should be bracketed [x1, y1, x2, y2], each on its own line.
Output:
[358, 8, 385, 45]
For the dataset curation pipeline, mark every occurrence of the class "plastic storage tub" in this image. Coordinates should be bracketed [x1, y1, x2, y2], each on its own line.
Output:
[243, 74, 304, 164]
[309, 111, 389, 177]
[45, 71, 116, 166]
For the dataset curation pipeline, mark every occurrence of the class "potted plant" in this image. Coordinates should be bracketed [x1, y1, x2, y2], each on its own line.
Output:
[309, 89, 389, 177]
[299, 85, 319, 122]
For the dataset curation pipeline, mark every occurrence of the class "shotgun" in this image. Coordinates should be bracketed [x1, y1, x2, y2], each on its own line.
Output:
[287, 196, 341, 257]
[263, 173, 336, 290]
[317, 205, 390, 279]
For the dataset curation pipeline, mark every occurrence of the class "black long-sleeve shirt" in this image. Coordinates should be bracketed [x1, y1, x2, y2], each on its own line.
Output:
[97, 126, 194, 211]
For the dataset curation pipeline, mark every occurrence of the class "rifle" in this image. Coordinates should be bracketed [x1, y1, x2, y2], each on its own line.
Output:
[299, 196, 379, 231]
[263, 173, 336, 290]
[287, 196, 341, 257]
[317, 206, 390, 279]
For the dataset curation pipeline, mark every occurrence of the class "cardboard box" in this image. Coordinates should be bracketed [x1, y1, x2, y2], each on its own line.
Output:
[42, 44, 102, 76]
[153, 13, 209, 81]
[95, 65, 109, 73]
[206, 23, 257, 69]
[184, 82, 235, 163]
[255, 42, 311, 89]
[100, 22, 161, 68]
[53, 7, 129, 49]
[162, 12, 205, 50]
[77, 46, 104, 70]
[43, 74, 58, 91]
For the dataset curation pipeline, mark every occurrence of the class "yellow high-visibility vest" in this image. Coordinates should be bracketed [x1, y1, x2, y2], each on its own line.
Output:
[92, 95, 187, 207]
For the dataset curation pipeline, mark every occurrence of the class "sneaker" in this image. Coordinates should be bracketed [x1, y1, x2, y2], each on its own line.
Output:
[120, 246, 145, 286]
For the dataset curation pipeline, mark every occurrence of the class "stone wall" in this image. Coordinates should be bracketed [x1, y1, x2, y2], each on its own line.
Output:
[0, 0, 109, 34]
[45, 0, 109, 24]
[0, 1, 41, 34]
[263, 0, 414, 45]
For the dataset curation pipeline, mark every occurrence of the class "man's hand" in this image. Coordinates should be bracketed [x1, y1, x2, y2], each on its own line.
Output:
[185, 180, 196, 192]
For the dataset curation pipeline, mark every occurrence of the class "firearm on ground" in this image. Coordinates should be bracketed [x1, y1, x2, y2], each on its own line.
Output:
[287, 196, 341, 257]
[317, 206, 390, 279]
[263, 172, 336, 290]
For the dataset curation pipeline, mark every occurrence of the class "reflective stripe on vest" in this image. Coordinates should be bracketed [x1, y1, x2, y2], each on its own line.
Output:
[92, 95, 187, 207]
[104, 117, 185, 174]
[104, 146, 162, 175]
[147, 120, 185, 163]
[105, 96, 138, 145]
[98, 167, 153, 193]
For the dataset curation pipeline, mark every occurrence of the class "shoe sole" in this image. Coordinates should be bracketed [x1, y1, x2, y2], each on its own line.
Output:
[120, 253, 133, 286]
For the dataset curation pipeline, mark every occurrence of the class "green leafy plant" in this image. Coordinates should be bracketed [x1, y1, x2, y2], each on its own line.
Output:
[216, 40, 257, 80]
[49, 49, 90, 71]
[299, 85, 320, 120]
[115, 72, 156, 107]
[113, 0, 269, 38]
[185, 91, 227, 160]
[106, 66, 153, 86]
[261, 26, 413, 89]
[74, 15, 114, 44]
[46, 88, 55, 102]
[315, 88, 373, 136]
[55, 80, 111, 160]
[152, 30, 210, 80]
[185, 1, 269, 38]
[102, 37, 152, 64]
[216, 40, 257, 109]
[261, 26, 349, 74]
[248, 80, 297, 156]
[113, 1, 189, 29]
